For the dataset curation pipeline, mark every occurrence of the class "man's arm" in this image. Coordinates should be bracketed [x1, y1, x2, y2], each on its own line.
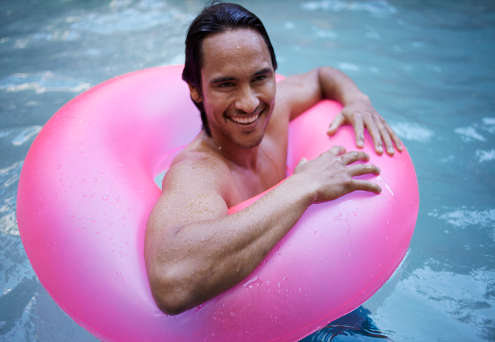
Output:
[275, 67, 402, 155]
[145, 148, 380, 315]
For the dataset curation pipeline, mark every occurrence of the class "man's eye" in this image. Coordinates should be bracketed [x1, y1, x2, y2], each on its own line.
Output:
[218, 82, 234, 88]
[253, 75, 267, 82]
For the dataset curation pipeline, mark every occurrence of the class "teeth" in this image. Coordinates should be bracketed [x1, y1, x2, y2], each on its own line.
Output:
[229, 112, 260, 125]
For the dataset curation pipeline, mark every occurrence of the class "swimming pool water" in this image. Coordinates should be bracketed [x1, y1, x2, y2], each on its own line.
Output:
[1, 0, 494, 341]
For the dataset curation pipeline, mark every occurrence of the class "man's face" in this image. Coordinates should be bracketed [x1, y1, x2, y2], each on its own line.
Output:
[195, 28, 276, 149]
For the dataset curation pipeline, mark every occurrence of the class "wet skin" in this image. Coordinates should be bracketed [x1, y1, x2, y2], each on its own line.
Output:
[187, 29, 285, 200]
[145, 28, 401, 315]
[198, 28, 276, 151]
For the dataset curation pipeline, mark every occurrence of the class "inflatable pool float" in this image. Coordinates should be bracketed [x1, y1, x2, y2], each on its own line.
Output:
[17, 65, 418, 341]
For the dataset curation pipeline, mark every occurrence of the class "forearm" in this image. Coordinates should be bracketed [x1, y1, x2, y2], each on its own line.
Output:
[284, 67, 370, 123]
[318, 66, 369, 106]
[149, 174, 313, 314]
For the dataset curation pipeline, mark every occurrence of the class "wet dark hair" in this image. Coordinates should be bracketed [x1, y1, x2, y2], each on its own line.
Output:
[182, 2, 277, 136]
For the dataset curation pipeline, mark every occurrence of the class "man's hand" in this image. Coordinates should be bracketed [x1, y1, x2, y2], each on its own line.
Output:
[294, 146, 381, 203]
[326, 97, 403, 155]
[147, 145, 381, 315]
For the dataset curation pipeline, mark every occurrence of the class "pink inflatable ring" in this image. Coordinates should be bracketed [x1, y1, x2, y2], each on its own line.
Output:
[17, 65, 418, 341]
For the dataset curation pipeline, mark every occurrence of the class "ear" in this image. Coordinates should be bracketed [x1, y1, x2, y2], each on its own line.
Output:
[188, 84, 202, 103]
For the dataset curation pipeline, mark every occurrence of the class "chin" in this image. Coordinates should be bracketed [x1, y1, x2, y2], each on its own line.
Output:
[242, 136, 264, 149]
[236, 123, 267, 148]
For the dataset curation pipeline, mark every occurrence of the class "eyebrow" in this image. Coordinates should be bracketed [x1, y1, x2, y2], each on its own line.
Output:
[210, 68, 273, 84]
[211, 76, 236, 84]
[254, 68, 273, 77]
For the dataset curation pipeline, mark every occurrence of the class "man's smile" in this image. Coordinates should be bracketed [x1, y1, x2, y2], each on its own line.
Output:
[225, 105, 265, 126]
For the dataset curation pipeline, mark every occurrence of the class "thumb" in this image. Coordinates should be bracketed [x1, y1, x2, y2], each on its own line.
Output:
[294, 157, 308, 172]
[297, 157, 308, 167]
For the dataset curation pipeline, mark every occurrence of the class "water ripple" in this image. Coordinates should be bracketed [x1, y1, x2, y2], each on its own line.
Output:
[0, 126, 42, 147]
[428, 207, 495, 229]
[455, 127, 486, 142]
[70, 3, 193, 35]
[0, 72, 90, 94]
[338, 62, 359, 72]
[476, 149, 495, 163]
[375, 263, 495, 341]
[301, 0, 397, 16]
[390, 122, 434, 142]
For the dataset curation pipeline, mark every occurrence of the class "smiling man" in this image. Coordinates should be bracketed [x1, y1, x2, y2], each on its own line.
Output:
[144, 2, 402, 315]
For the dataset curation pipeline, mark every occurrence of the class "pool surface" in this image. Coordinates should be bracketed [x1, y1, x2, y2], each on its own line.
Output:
[1, 0, 494, 341]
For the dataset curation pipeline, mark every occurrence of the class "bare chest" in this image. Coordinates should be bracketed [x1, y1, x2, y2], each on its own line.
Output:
[226, 140, 287, 207]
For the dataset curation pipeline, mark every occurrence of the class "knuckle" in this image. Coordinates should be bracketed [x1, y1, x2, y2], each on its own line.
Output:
[359, 165, 371, 174]
[343, 176, 353, 186]
[348, 151, 358, 159]
[341, 109, 351, 118]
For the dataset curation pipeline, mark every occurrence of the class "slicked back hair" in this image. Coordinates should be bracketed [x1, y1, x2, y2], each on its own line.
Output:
[182, 2, 277, 136]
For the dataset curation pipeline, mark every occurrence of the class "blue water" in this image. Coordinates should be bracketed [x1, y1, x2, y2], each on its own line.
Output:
[1, 0, 494, 341]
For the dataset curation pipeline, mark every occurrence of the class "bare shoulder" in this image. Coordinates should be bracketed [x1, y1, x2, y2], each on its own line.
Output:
[166, 149, 231, 192]
[148, 149, 232, 233]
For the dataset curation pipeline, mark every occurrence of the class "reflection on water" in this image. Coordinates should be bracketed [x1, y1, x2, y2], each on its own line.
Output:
[373, 263, 495, 341]
[1, 0, 494, 341]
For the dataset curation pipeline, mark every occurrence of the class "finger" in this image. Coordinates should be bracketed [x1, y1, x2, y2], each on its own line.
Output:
[363, 114, 383, 154]
[329, 145, 346, 156]
[352, 115, 365, 148]
[327, 112, 345, 136]
[348, 163, 380, 177]
[384, 122, 403, 152]
[377, 119, 394, 155]
[340, 151, 369, 165]
[351, 179, 381, 194]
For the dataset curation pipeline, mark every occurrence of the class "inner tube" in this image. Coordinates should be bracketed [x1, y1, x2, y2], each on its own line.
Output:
[17, 65, 418, 341]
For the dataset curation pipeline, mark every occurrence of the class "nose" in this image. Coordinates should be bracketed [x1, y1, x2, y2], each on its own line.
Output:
[234, 85, 260, 114]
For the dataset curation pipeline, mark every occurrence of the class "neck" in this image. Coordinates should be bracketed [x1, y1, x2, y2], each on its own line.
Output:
[203, 131, 260, 170]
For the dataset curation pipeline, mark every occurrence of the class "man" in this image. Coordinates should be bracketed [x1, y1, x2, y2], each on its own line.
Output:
[145, 2, 402, 315]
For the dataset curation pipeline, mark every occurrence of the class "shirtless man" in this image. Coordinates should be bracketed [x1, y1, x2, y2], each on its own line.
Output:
[145, 3, 402, 315]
